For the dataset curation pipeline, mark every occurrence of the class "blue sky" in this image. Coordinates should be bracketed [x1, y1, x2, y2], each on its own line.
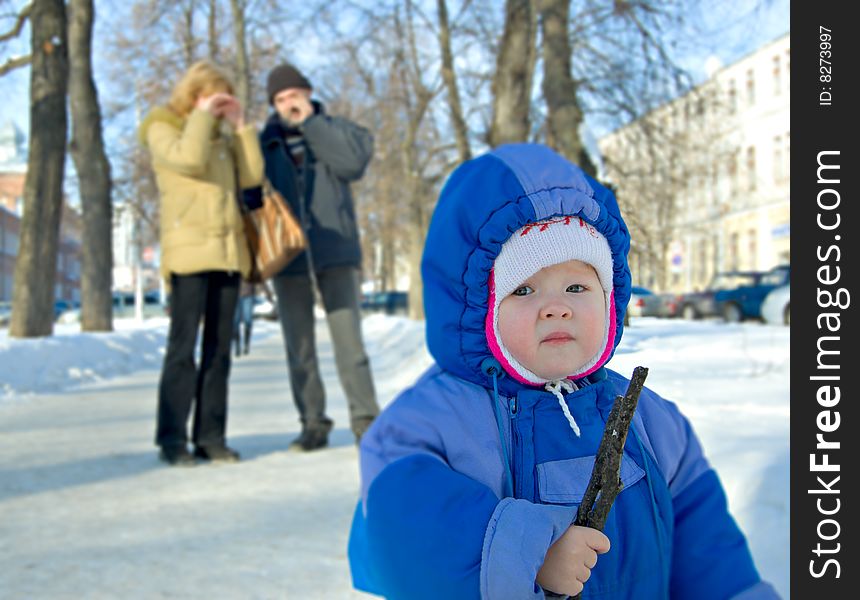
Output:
[0, 0, 789, 155]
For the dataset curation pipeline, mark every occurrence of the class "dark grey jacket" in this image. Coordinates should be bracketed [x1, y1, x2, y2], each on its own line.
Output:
[259, 103, 373, 275]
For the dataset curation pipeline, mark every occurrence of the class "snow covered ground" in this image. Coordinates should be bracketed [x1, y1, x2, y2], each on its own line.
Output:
[0, 314, 789, 598]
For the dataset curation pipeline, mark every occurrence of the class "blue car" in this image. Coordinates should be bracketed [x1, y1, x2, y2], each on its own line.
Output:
[715, 264, 790, 322]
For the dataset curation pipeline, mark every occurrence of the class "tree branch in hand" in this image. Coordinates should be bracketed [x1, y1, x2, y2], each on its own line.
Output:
[568, 366, 649, 599]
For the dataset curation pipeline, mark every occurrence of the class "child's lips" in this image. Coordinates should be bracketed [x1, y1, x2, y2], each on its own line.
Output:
[541, 332, 574, 344]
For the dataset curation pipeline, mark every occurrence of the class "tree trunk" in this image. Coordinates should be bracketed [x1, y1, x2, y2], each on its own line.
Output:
[181, 0, 196, 68]
[538, 0, 595, 175]
[488, 0, 537, 147]
[68, 0, 114, 332]
[436, 0, 470, 164]
[207, 0, 218, 61]
[10, 0, 68, 338]
[229, 0, 250, 111]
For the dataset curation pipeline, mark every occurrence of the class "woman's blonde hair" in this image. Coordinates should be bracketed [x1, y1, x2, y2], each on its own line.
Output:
[168, 60, 235, 117]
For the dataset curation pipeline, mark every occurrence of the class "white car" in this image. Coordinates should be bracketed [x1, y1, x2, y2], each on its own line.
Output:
[761, 285, 789, 325]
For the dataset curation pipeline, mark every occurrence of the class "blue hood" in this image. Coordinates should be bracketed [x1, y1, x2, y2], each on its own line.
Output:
[421, 143, 632, 397]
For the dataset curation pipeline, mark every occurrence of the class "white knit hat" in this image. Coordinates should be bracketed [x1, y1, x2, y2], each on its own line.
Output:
[485, 216, 616, 385]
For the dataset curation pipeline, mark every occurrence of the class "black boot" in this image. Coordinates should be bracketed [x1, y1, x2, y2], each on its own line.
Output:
[194, 444, 241, 463]
[159, 444, 196, 466]
[289, 420, 333, 452]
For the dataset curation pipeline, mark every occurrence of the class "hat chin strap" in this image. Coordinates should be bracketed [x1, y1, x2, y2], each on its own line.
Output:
[545, 379, 581, 437]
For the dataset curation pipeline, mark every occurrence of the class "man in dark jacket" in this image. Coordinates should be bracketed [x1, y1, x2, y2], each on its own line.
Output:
[260, 63, 379, 450]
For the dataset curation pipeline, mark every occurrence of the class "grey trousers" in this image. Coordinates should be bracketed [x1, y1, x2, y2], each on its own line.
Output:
[272, 266, 379, 434]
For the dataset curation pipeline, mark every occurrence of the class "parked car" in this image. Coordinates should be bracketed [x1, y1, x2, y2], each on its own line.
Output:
[627, 286, 653, 318]
[761, 284, 790, 326]
[113, 291, 166, 319]
[54, 299, 78, 321]
[677, 271, 764, 320]
[646, 292, 682, 318]
[715, 264, 790, 322]
[360, 291, 408, 316]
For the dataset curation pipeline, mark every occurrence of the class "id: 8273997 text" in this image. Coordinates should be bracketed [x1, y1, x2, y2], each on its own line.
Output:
[820, 26, 833, 106]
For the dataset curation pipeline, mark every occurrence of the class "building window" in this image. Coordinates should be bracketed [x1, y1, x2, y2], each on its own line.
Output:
[773, 135, 783, 182]
[711, 168, 719, 205]
[748, 229, 757, 269]
[772, 56, 781, 95]
[697, 240, 707, 286]
[729, 232, 740, 271]
[728, 152, 739, 195]
[727, 79, 737, 114]
[746, 69, 755, 105]
[746, 146, 757, 191]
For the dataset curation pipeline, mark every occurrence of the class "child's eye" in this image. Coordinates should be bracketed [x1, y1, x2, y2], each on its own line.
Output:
[512, 285, 533, 296]
[566, 284, 587, 293]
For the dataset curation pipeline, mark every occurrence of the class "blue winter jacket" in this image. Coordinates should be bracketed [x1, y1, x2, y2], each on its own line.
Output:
[348, 144, 779, 599]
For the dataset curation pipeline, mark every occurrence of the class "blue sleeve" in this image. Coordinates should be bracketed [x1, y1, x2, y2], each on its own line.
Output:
[349, 454, 578, 600]
[629, 380, 779, 599]
[670, 467, 780, 599]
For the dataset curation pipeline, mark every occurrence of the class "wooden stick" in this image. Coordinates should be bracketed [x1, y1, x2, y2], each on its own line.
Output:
[568, 366, 649, 600]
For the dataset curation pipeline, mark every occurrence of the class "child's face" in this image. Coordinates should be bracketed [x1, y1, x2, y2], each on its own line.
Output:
[498, 260, 606, 380]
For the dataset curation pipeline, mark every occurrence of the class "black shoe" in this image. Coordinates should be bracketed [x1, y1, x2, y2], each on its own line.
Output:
[159, 445, 195, 466]
[194, 445, 241, 463]
[289, 422, 333, 452]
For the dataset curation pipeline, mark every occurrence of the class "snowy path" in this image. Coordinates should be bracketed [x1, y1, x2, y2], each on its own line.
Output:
[0, 321, 393, 600]
[0, 316, 789, 599]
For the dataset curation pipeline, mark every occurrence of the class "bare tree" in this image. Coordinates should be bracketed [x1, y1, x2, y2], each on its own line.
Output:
[537, 0, 593, 174]
[228, 0, 250, 109]
[488, 0, 537, 146]
[68, 0, 113, 331]
[179, 0, 197, 68]
[0, 3, 33, 76]
[10, 0, 68, 337]
[437, 0, 470, 163]
[207, 0, 218, 60]
[600, 85, 733, 291]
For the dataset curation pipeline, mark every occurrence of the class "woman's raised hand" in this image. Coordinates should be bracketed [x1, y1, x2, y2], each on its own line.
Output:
[195, 93, 244, 128]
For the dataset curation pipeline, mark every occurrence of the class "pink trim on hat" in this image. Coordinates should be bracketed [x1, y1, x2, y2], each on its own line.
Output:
[485, 270, 539, 385]
[575, 290, 616, 378]
[484, 272, 618, 385]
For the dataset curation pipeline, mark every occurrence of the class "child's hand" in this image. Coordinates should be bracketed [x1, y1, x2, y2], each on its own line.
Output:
[536, 525, 611, 596]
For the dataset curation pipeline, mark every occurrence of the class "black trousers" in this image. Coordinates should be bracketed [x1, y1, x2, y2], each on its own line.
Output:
[156, 271, 240, 449]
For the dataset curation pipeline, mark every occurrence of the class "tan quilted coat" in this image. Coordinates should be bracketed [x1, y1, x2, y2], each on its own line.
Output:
[139, 106, 264, 281]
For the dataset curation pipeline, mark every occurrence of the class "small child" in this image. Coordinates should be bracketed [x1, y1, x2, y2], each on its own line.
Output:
[348, 144, 778, 599]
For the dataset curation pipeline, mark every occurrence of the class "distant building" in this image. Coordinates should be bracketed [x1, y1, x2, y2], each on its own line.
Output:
[112, 202, 160, 293]
[0, 120, 82, 303]
[599, 34, 790, 293]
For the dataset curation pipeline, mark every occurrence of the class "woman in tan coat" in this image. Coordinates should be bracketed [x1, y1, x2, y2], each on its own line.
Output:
[139, 60, 263, 466]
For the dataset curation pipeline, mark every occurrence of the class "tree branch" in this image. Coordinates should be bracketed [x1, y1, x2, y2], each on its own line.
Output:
[0, 2, 32, 43]
[569, 366, 649, 599]
[0, 53, 31, 77]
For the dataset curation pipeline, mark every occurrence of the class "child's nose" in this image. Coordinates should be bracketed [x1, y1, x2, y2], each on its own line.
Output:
[540, 302, 572, 320]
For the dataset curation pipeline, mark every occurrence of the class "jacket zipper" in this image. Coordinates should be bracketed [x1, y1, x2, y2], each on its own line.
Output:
[509, 396, 519, 498]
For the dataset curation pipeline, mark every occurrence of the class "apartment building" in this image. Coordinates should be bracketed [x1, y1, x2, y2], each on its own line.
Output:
[0, 121, 83, 303]
[599, 34, 790, 293]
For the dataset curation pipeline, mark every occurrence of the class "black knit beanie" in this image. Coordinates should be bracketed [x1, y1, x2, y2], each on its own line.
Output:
[267, 64, 312, 104]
